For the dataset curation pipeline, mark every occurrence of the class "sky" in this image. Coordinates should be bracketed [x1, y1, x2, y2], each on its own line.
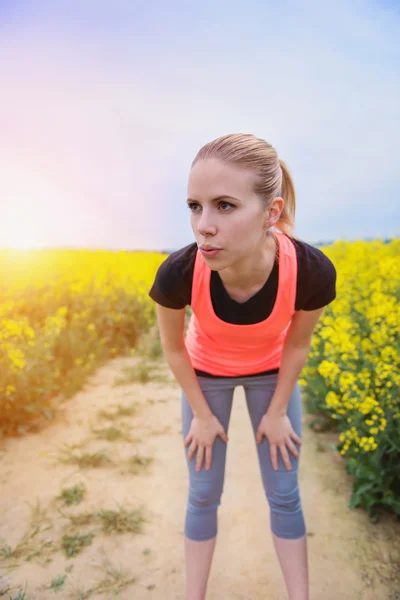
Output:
[1, 0, 399, 251]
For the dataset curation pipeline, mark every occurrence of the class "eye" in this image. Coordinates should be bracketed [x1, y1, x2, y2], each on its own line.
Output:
[219, 201, 234, 211]
[186, 201, 234, 212]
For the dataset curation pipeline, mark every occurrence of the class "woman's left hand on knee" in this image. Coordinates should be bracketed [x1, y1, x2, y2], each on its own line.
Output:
[255, 412, 302, 471]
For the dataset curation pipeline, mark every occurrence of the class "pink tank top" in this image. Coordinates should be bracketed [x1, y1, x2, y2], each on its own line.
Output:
[184, 230, 297, 376]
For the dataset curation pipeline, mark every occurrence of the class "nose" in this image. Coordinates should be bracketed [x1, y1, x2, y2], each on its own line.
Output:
[196, 209, 217, 237]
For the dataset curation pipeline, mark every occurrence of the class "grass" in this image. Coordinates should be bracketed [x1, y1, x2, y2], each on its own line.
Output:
[67, 548, 138, 599]
[0, 327, 165, 598]
[146, 397, 168, 405]
[57, 448, 115, 469]
[135, 327, 164, 360]
[49, 573, 68, 592]
[3, 583, 28, 599]
[112, 327, 170, 386]
[123, 453, 154, 475]
[97, 401, 141, 420]
[61, 532, 95, 558]
[57, 483, 87, 506]
[96, 504, 146, 535]
[113, 360, 169, 386]
[0, 499, 56, 568]
[90, 424, 135, 442]
[57, 503, 146, 558]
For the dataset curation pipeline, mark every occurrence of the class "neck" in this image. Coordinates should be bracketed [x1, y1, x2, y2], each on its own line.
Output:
[218, 232, 278, 289]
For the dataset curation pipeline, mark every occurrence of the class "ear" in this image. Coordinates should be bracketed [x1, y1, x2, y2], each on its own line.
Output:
[266, 197, 284, 228]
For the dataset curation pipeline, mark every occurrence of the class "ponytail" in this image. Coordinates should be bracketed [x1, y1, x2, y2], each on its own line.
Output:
[277, 159, 296, 237]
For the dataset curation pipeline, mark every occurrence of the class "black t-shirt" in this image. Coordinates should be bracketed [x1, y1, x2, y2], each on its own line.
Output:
[148, 233, 337, 378]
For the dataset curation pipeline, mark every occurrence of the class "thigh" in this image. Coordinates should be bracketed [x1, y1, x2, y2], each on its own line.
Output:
[243, 374, 302, 484]
[181, 376, 235, 477]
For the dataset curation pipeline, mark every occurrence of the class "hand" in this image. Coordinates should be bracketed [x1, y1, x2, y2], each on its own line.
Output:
[184, 414, 229, 472]
[256, 411, 302, 471]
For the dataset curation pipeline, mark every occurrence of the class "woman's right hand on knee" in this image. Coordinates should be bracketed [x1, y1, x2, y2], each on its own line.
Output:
[184, 414, 229, 471]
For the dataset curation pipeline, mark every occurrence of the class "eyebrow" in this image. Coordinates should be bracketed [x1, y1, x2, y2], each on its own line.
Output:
[186, 195, 241, 204]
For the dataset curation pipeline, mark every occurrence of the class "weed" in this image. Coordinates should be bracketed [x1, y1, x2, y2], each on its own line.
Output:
[49, 573, 68, 591]
[68, 549, 137, 598]
[57, 448, 114, 469]
[113, 360, 169, 387]
[61, 532, 95, 558]
[90, 424, 133, 442]
[57, 483, 87, 505]
[96, 504, 145, 535]
[124, 454, 154, 475]
[97, 402, 140, 421]
[4, 582, 28, 599]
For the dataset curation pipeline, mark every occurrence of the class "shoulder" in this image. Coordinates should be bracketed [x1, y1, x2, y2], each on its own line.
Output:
[288, 235, 336, 278]
[284, 234, 337, 310]
[148, 242, 197, 308]
[159, 242, 198, 281]
[166, 241, 199, 265]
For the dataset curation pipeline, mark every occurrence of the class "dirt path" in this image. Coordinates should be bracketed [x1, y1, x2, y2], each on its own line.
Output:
[0, 355, 399, 600]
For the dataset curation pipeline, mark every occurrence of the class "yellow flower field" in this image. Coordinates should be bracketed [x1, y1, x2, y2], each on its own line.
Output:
[0, 248, 166, 436]
[299, 237, 400, 520]
[0, 238, 399, 520]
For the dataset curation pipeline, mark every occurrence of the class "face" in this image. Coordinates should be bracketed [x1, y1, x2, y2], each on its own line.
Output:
[187, 158, 282, 268]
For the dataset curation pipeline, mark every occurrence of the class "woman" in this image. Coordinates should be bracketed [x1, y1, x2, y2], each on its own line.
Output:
[148, 133, 337, 600]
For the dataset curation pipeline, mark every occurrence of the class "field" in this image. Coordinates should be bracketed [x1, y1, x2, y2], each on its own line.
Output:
[0, 238, 399, 598]
[300, 238, 400, 520]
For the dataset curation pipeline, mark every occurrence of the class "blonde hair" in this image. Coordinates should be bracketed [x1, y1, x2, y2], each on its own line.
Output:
[191, 133, 298, 239]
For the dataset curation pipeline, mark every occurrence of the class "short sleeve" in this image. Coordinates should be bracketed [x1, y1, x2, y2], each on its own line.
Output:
[148, 243, 196, 309]
[302, 254, 337, 310]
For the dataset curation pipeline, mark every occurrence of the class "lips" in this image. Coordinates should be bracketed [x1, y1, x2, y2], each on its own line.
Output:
[199, 247, 222, 258]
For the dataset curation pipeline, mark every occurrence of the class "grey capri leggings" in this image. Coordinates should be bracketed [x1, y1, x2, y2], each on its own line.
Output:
[181, 372, 306, 541]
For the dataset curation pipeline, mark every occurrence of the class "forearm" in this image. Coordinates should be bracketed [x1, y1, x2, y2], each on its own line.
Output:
[267, 340, 311, 416]
[164, 347, 213, 419]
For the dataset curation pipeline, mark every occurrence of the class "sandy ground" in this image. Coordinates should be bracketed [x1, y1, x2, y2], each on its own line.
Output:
[0, 355, 399, 600]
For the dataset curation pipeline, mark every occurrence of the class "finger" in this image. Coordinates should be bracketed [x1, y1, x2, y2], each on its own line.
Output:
[287, 439, 300, 459]
[270, 445, 278, 470]
[291, 430, 302, 445]
[184, 433, 192, 447]
[219, 430, 229, 442]
[280, 445, 292, 471]
[188, 440, 197, 461]
[196, 445, 204, 471]
[205, 446, 212, 471]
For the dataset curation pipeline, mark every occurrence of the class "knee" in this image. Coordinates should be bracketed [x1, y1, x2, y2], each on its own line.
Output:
[266, 474, 301, 513]
[188, 480, 223, 512]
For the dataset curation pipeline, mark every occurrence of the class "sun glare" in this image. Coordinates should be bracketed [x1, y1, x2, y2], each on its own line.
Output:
[2, 165, 66, 252]
[4, 221, 44, 251]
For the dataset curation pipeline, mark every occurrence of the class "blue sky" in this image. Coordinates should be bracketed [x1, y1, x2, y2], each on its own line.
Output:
[1, 0, 399, 250]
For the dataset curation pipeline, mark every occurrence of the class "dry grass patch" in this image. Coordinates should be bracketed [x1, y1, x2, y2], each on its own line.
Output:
[96, 401, 141, 421]
[56, 483, 87, 506]
[121, 453, 154, 475]
[61, 531, 95, 558]
[0, 499, 56, 568]
[90, 424, 135, 443]
[67, 549, 137, 599]
[56, 447, 115, 469]
[113, 360, 169, 386]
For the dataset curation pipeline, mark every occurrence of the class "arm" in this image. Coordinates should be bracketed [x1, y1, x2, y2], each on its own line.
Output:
[155, 303, 213, 419]
[267, 306, 325, 416]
